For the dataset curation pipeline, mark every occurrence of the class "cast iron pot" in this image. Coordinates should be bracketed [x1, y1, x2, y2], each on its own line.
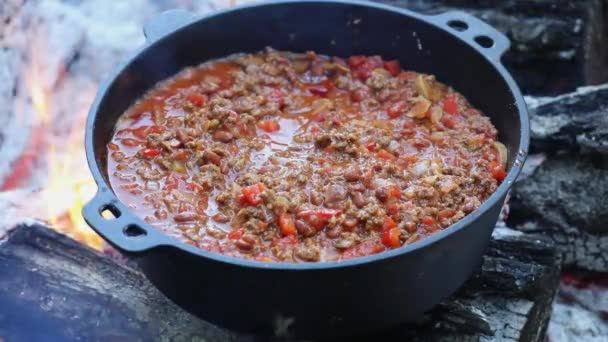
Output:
[83, 0, 529, 338]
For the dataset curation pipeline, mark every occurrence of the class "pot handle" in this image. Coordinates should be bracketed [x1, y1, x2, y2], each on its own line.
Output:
[143, 9, 196, 42]
[82, 190, 169, 253]
[429, 11, 510, 61]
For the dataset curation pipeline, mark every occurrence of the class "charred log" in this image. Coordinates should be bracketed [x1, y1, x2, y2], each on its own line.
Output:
[526, 84, 608, 154]
[509, 87, 608, 272]
[0, 224, 559, 341]
[381, 0, 608, 95]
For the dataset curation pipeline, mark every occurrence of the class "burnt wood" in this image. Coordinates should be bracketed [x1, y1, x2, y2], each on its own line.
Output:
[527, 85, 608, 155]
[0, 224, 559, 341]
[381, 0, 608, 95]
[509, 87, 608, 272]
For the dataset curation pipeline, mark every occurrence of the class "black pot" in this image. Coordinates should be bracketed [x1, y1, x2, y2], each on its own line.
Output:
[83, 0, 529, 338]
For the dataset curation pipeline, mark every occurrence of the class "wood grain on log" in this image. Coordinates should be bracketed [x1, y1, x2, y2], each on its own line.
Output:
[0, 224, 559, 341]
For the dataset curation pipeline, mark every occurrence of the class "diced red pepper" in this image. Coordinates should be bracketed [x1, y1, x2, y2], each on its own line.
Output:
[228, 228, 245, 240]
[383, 60, 401, 76]
[257, 120, 281, 132]
[307, 85, 329, 96]
[420, 216, 438, 233]
[297, 208, 341, 230]
[488, 161, 507, 181]
[387, 100, 408, 118]
[388, 185, 401, 198]
[377, 149, 396, 160]
[396, 155, 418, 169]
[366, 56, 383, 69]
[348, 56, 383, 82]
[350, 88, 368, 102]
[365, 140, 376, 151]
[353, 65, 372, 82]
[442, 116, 456, 129]
[142, 148, 162, 158]
[382, 216, 397, 231]
[347, 55, 367, 67]
[387, 204, 401, 216]
[241, 183, 265, 206]
[443, 95, 459, 115]
[187, 92, 206, 107]
[421, 216, 436, 226]
[279, 213, 297, 236]
[382, 228, 401, 248]
[342, 240, 385, 259]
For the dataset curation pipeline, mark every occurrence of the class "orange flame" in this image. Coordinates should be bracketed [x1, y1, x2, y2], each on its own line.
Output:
[23, 38, 103, 250]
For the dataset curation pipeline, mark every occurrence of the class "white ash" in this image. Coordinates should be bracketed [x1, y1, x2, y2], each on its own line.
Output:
[548, 302, 608, 342]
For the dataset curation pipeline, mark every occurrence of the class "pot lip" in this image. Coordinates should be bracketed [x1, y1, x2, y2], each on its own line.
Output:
[85, 0, 530, 271]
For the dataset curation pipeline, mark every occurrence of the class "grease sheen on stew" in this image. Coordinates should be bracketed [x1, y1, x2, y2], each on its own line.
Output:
[107, 49, 507, 262]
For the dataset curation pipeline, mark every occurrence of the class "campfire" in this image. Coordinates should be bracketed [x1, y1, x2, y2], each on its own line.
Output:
[0, 0, 606, 341]
[0, 0, 257, 250]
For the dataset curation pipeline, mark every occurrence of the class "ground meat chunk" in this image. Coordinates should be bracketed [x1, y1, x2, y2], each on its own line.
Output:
[294, 239, 321, 262]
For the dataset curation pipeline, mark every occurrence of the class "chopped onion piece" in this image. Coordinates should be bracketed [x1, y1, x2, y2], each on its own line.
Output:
[404, 187, 416, 199]
[323, 62, 350, 73]
[494, 141, 508, 168]
[145, 181, 160, 191]
[387, 140, 400, 152]
[406, 98, 431, 118]
[440, 179, 458, 194]
[412, 160, 430, 176]
[430, 106, 443, 125]
[415, 75, 443, 101]
[292, 59, 310, 73]
[422, 175, 438, 185]
[371, 68, 392, 78]
[430, 159, 443, 174]
[430, 132, 446, 143]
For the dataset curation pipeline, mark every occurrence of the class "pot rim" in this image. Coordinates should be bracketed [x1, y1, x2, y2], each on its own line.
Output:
[84, 0, 530, 271]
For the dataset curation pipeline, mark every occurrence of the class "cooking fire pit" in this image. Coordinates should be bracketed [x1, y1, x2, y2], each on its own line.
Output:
[1, 0, 607, 341]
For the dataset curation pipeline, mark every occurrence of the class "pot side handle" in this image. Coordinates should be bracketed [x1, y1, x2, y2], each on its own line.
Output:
[143, 9, 196, 43]
[82, 190, 169, 253]
[429, 11, 510, 61]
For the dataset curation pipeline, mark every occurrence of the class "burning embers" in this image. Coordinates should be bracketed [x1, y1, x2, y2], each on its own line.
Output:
[2, 18, 101, 249]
